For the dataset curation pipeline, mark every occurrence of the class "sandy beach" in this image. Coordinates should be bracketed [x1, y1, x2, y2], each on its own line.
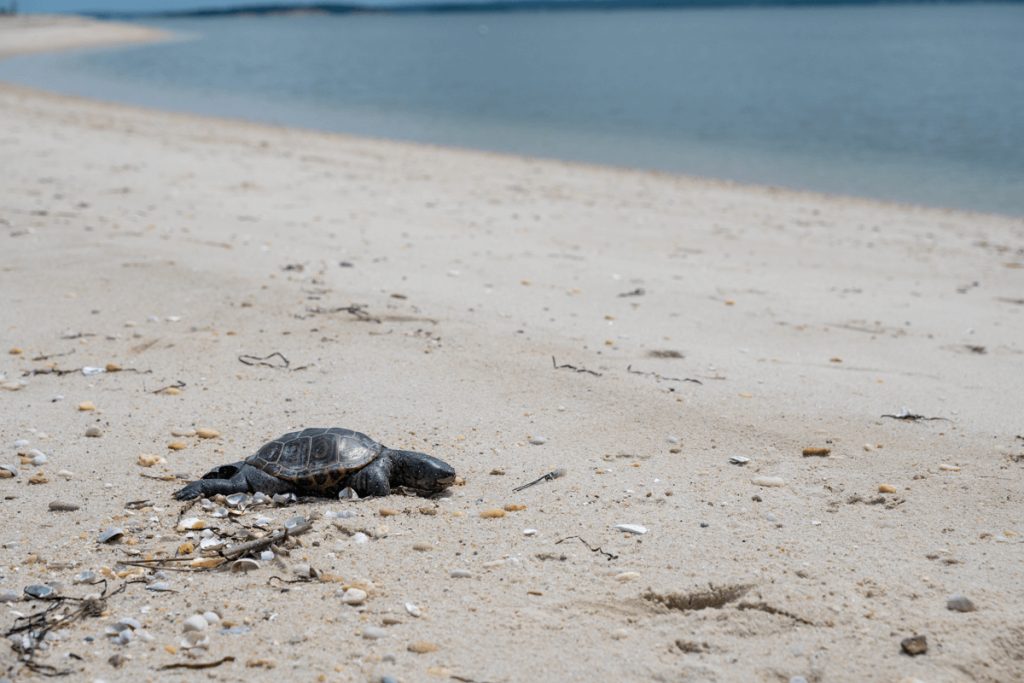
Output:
[2, 16, 1024, 683]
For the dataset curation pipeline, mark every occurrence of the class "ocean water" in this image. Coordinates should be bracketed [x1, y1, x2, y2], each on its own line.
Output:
[2, 4, 1023, 215]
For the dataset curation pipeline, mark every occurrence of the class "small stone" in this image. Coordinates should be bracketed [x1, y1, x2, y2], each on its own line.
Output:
[196, 428, 220, 439]
[182, 615, 208, 632]
[177, 517, 205, 531]
[946, 594, 977, 612]
[352, 532, 369, 544]
[98, 527, 124, 543]
[8, 347, 22, 355]
[528, 436, 547, 445]
[901, 635, 927, 656]
[0, 590, 19, 603]
[57, 469, 74, 479]
[614, 524, 647, 535]
[162, 387, 181, 395]
[615, 572, 641, 582]
[1, 381, 26, 391]
[78, 401, 95, 411]
[342, 588, 367, 605]
[170, 427, 196, 437]
[450, 569, 472, 579]
[408, 641, 439, 654]
[137, 454, 165, 467]
[105, 363, 122, 372]
[412, 542, 433, 552]
[802, 447, 830, 457]
[24, 584, 55, 599]
[202, 611, 221, 624]
[28, 470, 48, 485]
[879, 484, 897, 494]
[503, 504, 527, 512]
[405, 602, 422, 617]
[73, 571, 96, 584]
[29, 450, 47, 466]
[48, 501, 80, 512]
[167, 442, 187, 451]
[489, 468, 505, 475]
[751, 476, 785, 488]
[13, 439, 29, 450]
[362, 626, 387, 640]
[939, 464, 961, 472]
[379, 508, 399, 517]
[523, 528, 538, 536]
[480, 509, 506, 519]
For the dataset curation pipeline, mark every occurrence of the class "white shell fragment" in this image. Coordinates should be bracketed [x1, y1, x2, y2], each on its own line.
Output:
[342, 588, 367, 605]
[176, 517, 205, 531]
[614, 524, 647, 535]
[751, 476, 786, 488]
[230, 558, 260, 573]
[729, 456, 751, 465]
[405, 602, 422, 618]
[182, 615, 208, 632]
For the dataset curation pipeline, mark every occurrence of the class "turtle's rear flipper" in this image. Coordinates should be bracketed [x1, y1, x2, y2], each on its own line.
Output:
[174, 464, 291, 500]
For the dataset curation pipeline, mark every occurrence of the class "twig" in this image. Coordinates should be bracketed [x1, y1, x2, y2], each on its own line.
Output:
[60, 332, 94, 340]
[555, 535, 618, 561]
[21, 367, 77, 377]
[551, 356, 602, 377]
[237, 352, 309, 371]
[158, 656, 235, 671]
[221, 528, 289, 561]
[301, 304, 381, 323]
[30, 350, 74, 362]
[881, 408, 951, 422]
[513, 468, 566, 493]
[150, 381, 185, 395]
[626, 365, 702, 385]
[617, 287, 646, 297]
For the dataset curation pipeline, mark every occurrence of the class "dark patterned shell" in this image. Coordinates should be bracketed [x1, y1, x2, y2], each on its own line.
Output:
[246, 427, 382, 488]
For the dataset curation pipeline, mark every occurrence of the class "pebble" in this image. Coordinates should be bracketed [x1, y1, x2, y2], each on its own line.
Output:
[191, 557, 225, 569]
[614, 524, 647, 535]
[939, 464, 961, 472]
[28, 450, 47, 466]
[751, 476, 785, 488]
[57, 470, 74, 479]
[342, 588, 368, 605]
[901, 635, 927, 656]
[73, 570, 96, 584]
[529, 436, 547, 445]
[450, 569, 472, 579]
[177, 517, 205, 531]
[182, 615, 208, 632]
[1, 381, 27, 391]
[28, 470, 48, 484]
[84, 426, 103, 438]
[352, 532, 370, 544]
[879, 484, 898, 494]
[379, 508, 399, 517]
[170, 428, 196, 437]
[196, 428, 220, 439]
[802, 447, 830, 457]
[408, 641, 439, 654]
[405, 602, 422, 618]
[615, 572, 641, 582]
[48, 501, 80, 512]
[77, 401, 95, 412]
[362, 626, 387, 640]
[13, 439, 29, 450]
[667, 436, 680, 444]
[98, 528, 124, 543]
[137, 454, 164, 467]
[946, 594, 977, 612]
[0, 590, 19, 603]
[24, 585, 55, 599]
[167, 441, 187, 451]
[412, 542, 433, 552]
[81, 366, 105, 376]
[480, 509, 506, 519]
[203, 611, 221, 625]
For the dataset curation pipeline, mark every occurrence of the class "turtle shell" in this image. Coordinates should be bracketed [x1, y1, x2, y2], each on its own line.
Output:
[245, 427, 382, 491]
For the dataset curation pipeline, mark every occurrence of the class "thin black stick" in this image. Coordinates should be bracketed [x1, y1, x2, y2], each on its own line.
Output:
[626, 365, 702, 385]
[551, 356, 602, 377]
[555, 535, 618, 561]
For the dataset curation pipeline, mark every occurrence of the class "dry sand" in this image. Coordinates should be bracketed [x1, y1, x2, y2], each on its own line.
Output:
[1, 16, 1024, 683]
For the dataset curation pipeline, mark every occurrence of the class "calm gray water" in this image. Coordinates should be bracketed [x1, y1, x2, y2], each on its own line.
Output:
[2, 4, 1023, 215]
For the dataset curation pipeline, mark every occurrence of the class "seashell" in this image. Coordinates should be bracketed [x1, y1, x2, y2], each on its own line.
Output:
[337, 487, 359, 500]
[729, 456, 750, 465]
[98, 527, 124, 543]
[176, 517, 205, 531]
[225, 492, 250, 508]
[73, 570, 97, 584]
[272, 493, 296, 505]
[284, 515, 307, 531]
[0, 465, 17, 479]
[210, 507, 229, 519]
[405, 602, 422, 617]
[230, 558, 259, 573]
[614, 524, 647, 535]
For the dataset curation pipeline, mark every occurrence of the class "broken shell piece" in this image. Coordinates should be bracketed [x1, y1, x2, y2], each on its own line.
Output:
[170, 428, 196, 437]
[272, 493, 296, 505]
[189, 557, 225, 569]
[195, 428, 220, 439]
[73, 570, 97, 584]
[24, 585, 56, 599]
[177, 517, 206, 531]
[225, 493, 250, 508]
[337, 487, 359, 500]
[751, 476, 786, 488]
[137, 454, 164, 467]
[615, 524, 647, 535]
[210, 507, 229, 519]
[81, 366, 105, 376]
[98, 528, 124, 544]
[284, 515, 307, 531]
[405, 602, 422, 617]
[342, 588, 367, 605]
[230, 558, 259, 573]
[729, 456, 750, 465]
[0, 465, 17, 478]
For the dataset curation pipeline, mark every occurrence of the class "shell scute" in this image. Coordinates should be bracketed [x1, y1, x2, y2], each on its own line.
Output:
[246, 428, 382, 487]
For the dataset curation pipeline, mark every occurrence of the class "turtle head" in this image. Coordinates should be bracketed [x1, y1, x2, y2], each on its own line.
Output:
[386, 449, 456, 493]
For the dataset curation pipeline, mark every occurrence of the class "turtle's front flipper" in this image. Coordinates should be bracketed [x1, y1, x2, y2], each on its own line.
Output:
[173, 464, 291, 500]
[346, 455, 393, 497]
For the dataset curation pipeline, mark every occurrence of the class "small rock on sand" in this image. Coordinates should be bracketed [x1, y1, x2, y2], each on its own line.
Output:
[901, 635, 927, 656]
[946, 594, 977, 612]
[751, 476, 785, 487]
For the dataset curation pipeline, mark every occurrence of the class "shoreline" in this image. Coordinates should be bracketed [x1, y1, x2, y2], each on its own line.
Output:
[2, 15, 1024, 683]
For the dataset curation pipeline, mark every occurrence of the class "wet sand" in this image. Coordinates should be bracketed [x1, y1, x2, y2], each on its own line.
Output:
[2, 16, 1024, 683]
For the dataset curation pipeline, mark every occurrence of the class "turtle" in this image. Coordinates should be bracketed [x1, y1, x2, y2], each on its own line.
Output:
[173, 427, 456, 501]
